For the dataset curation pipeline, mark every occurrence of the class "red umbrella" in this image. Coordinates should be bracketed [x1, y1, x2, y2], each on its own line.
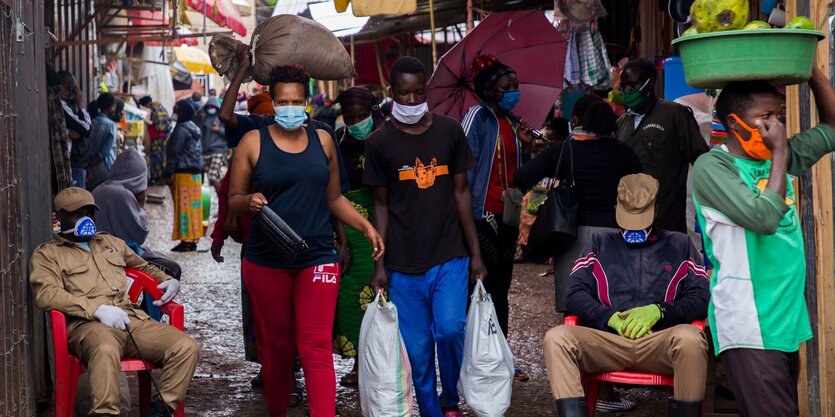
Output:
[427, 10, 566, 128]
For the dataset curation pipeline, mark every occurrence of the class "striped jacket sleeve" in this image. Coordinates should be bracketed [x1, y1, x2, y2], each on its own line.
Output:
[655, 238, 710, 328]
[565, 237, 618, 331]
[461, 106, 485, 191]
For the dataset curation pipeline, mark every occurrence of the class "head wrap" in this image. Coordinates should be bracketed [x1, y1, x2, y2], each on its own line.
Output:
[335, 87, 385, 127]
[248, 91, 276, 115]
[335, 87, 377, 108]
[105, 148, 147, 194]
[471, 54, 515, 101]
[174, 99, 195, 122]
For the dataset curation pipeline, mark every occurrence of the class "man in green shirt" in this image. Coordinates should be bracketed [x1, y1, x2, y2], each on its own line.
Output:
[692, 67, 835, 417]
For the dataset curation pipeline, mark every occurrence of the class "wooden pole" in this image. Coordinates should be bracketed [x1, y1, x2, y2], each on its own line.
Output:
[127, 45, 135, 96]
[374, 41, 387, 89]
[203, 0, 207, 45]
[785, 1, 835, 416]
[350, 35, 356, 87]
[806, 3, 835, 416]
[428, 0, 438, 69]
[466, 0, 474, 34]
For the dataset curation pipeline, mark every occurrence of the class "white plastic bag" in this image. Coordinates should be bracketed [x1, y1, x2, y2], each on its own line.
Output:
[358, 293, 413, 417]
[459, 280, 515, 417]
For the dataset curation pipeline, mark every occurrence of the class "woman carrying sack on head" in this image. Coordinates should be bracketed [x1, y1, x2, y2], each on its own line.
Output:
[228, 65, 384, 417]
[166, 99, 204, 252]
[460, 54, 535, 382]
[514, 96, 643, 313]
[330, 87, 386, 386]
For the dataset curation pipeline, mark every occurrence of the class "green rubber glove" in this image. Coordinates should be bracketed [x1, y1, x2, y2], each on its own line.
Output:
[620, 304, 661, 340]
[607, 312, 628, 337]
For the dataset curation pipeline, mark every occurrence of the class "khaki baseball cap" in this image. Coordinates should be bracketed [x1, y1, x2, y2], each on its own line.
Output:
[615, 173, 659, 230]
[54, 187, 99, 212]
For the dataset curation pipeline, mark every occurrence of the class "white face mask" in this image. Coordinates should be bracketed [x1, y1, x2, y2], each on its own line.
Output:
[391, 101, 429, 125]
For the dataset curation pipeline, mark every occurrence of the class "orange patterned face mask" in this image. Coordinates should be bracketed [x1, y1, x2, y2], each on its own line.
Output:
[730, 113, 773, 160]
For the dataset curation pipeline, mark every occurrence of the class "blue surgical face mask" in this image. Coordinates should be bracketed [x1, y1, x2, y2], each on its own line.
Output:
[61, 216, 97, 240]
[206, 108, 218, 116]
[498, 90, 521, 111]
[274, 105, 307, 131]
[622, 227, 652, 245]
[347, 116, 374, 141]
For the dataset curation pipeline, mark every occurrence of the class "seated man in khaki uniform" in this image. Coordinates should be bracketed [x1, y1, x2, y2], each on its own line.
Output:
[543, 174, 709, 417]
[30, 187, 199, 417]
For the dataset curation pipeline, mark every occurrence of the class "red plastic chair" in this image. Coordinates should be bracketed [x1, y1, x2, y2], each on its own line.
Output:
[50, 268, 186, 417]
[563, 315, 705, 416]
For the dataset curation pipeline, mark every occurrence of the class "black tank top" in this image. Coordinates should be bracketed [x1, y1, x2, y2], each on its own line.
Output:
[245, 125, 337, 268]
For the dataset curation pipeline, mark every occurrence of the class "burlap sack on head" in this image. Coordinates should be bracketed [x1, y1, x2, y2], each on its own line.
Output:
[209, 14, 356, 84]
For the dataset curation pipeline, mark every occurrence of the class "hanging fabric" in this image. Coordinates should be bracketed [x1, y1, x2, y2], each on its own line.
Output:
[563, 21, 612, 90]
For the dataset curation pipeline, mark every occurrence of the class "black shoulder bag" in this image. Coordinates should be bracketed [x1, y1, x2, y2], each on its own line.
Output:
[523, 137, 578, 263]
[250, 202, 310, 265]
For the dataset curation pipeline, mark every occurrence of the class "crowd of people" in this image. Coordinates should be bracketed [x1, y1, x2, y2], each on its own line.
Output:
[31, 45, 835, 417]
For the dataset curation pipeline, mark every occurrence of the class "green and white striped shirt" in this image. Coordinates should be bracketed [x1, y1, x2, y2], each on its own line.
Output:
[693, 124, 835, 354]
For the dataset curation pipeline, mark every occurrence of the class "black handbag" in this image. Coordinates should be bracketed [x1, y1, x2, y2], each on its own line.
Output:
[250, 206, 309, 265]
[523, 137, 578, 262]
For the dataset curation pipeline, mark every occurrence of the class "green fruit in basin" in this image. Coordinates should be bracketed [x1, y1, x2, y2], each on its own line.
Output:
[743, 21, 772, 30]
[785, 16, 815, 30]
[690, 0, 749, 33]
[681, 27, 700, 37]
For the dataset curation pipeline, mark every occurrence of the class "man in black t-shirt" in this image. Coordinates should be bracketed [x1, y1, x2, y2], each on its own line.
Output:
[363, 57, 486, 417]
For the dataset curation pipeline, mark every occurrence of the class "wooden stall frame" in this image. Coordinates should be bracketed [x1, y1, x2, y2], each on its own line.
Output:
[785, 1, 835, 416]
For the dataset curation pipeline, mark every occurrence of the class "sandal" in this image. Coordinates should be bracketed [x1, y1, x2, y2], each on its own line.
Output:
[250, 369, 264, 388]
[514, 367, 530, 383]
[340, 370, 359, 386]
[289, 386, 302, 408]
[442, 407, 464, 417]
[171, 241, 197, 252]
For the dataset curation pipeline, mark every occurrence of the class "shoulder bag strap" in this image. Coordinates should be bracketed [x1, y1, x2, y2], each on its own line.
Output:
[553, 136, 572, 185]
[566, 135, 575, 187]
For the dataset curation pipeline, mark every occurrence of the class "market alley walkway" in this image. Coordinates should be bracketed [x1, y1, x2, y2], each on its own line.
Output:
[45, 186, 670, 417]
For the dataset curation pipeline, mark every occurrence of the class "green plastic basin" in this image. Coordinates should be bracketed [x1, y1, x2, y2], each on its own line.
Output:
[671, 29, 824, 89]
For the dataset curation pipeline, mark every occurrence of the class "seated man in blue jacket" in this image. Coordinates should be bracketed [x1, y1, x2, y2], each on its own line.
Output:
[544, 173, 709, 417]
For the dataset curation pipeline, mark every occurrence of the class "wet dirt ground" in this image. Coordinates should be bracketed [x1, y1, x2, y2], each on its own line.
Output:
[44, 186, 670, 417]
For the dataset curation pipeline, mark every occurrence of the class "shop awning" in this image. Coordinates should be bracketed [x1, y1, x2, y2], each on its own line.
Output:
[172, 46, 218, 74]
[124, 10, 198, 46]
[307, 1, 370, 37]
[231, 0, 253, 16]
[334, 0, 417, 16]
[188, 0, 248, 36]
[346, 0, 552, 43]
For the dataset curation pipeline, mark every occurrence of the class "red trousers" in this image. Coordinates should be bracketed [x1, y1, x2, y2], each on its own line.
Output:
[242, 260, 341, 417]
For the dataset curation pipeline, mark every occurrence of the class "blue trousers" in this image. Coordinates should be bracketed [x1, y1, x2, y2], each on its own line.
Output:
[71, 167, 86, 189]
[389, 257, 468, 417]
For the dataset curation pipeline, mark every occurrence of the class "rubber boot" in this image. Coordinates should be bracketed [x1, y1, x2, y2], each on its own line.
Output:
[667, 397, 702, 417]
[555, 397, 590, 417]
[144, 400, 174, 417]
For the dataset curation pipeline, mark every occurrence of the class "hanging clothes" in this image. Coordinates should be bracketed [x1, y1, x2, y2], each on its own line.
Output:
[563, 21, 612, 90]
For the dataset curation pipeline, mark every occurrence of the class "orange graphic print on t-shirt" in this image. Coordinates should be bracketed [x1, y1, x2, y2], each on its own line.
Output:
[756, 178, 794, 206]
[398, 157, 449, 189]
